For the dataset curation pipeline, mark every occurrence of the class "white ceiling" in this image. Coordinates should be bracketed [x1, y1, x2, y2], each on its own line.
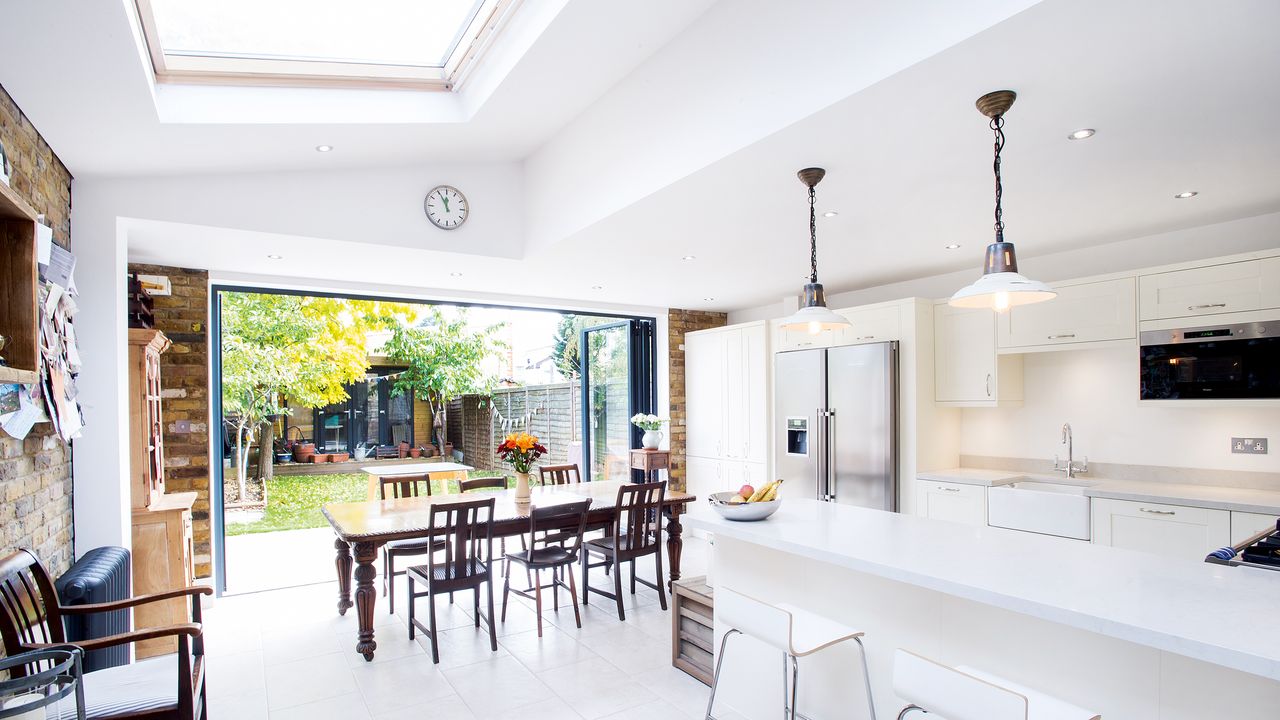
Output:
[5, 0, 1280, 313]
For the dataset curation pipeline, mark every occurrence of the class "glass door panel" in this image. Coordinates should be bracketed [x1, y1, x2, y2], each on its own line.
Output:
[581, 320, 655, 482]
[315, 401, 350, 452]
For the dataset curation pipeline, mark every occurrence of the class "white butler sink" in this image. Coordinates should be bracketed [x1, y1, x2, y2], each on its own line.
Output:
[987, 479, 1093, 540]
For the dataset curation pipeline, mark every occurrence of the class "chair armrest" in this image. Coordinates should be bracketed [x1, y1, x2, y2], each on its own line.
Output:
[60, 586, 212, 614]
[24, 623, 202, 653]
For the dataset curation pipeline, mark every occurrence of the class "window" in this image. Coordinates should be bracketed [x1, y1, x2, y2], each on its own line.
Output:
[135, 0, 519, 90]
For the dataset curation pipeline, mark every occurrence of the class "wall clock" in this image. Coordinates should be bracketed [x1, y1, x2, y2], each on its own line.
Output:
[424, 185, 469, 230]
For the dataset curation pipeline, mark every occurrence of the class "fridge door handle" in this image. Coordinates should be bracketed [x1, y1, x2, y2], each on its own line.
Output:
[825, 409, 835, 502]
[814, 408, 826, 501]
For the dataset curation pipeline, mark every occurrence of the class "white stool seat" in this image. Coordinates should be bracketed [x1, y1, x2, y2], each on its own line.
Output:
[775, 602, 864, 656]
[958, 667, 1100, 720]
[893, 649, 1099, 720]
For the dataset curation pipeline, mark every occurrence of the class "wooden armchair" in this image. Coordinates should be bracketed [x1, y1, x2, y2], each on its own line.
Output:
[0, 549, 211, 720]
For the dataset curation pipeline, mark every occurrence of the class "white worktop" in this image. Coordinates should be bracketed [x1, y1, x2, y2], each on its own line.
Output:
[920, 468, 1280, 515]
[686, 499, 1280, 681]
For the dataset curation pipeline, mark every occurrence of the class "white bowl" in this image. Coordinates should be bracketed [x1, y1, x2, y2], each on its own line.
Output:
[708, 491, 781, 521]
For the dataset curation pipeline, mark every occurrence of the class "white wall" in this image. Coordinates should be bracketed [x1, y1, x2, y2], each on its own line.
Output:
[960, 347, 1280, 474]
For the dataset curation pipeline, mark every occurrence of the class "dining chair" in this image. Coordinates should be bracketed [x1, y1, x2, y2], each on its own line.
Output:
[581, 480, 668, 621]
[379, 474, 445, 615]
[537, 464, 581, 486]
[501, 499, 592, 637]
[458, 476, 525, 573]
[406, 496, 498, 664]
[0, 549, 211, 720]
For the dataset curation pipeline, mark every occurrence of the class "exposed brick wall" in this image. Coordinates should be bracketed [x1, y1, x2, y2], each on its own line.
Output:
[667, 310, 727, 491]
[0, 84, 74, 575]
[126, 264, 212, 578]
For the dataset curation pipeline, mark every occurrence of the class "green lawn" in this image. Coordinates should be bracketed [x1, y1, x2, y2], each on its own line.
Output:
[226, 471, 505, 536]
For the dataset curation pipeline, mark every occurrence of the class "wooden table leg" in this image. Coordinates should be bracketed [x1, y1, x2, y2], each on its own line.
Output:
[665, 506, 684, 590]
[353, 541, 379, 661]
[335, 537, 354, 616]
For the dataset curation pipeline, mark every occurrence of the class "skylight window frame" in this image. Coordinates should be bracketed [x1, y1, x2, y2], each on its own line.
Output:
[133, 0, 519, 91]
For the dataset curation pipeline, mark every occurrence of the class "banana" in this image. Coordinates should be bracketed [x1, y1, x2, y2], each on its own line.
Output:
[762, 480, 783, 501]
[749, 480, 782, 502]
[747, 483, 771, 502]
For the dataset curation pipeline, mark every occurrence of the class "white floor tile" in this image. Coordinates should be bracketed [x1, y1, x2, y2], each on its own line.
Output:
[499, 626, 601, 674]
[418, 623, 510, 669]
[351, 653, 457, 715]
[205, 648, 266, 699]
[342, 620, 426, 668]
[634, 666, 714, 718]
[269, 691, 370, 720]
[600, 698, 690, 720]
[207, 690, 270, 720]
[264, 652, 357, 710]
[488, 696, 585, 720]
[443, 655, 555, 716]
[371, 694, 476, 720]
[262, 623, 345, 666]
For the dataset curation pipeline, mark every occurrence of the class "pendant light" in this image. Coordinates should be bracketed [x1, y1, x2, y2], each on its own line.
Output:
[780, 168, 852, 335]
[949, 90, 1056, 312]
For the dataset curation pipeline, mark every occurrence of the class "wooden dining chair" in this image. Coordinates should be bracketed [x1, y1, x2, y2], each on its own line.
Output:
[537, 464, 581, 486]
[407, 496, 498, 664]
[581, 480, 668, 621]
[0, 549, 211, 720]
[379, 474, 445, 615]
[501, 499, 591, 637]
[459, 476, 524, 572]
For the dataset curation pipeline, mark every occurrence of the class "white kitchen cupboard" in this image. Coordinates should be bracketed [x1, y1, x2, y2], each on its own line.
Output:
[684, 330, 724, 459]
[1230, 510, 1279, 545]
[1090, 498, 1230, 559]
[684, 456, 765, 539]
[997, 277, 1136, 352]
[915, 480, 986, 526]
[1138, 256, 1280, 321]
[838, 303, 901, 344]
[685, 321, 769, 463]
[933, 302, 1023, 406]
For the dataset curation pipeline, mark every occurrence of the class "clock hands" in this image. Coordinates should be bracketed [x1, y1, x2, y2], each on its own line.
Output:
[439, 190, 450, 214]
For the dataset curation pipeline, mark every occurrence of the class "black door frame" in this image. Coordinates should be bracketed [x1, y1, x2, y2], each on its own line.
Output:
[580, 319, 656, 483]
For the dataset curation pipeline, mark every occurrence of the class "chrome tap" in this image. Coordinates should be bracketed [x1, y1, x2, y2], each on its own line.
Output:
[1053, 423, 1089, 478]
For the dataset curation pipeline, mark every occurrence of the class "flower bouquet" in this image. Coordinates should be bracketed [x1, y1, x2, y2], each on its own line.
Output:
[631, 413, 668, 449]
[497, 432, 547, 500]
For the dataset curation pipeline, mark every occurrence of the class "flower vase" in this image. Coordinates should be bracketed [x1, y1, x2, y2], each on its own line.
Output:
[515, 471, 532, 502]
[641, 430, 663, 450]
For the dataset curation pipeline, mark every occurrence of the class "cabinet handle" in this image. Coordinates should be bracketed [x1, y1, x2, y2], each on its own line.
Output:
[1047, 333, 1076, 340]
[1139, 507, 1176, 515]
[985, 373, 992, 398]
[857, 335, 875, 341]
[1188, 303, 1227, 310]
[939, 486, 960, 492]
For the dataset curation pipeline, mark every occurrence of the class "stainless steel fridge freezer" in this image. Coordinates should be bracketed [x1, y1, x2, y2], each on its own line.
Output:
[773, 342, 898, 511]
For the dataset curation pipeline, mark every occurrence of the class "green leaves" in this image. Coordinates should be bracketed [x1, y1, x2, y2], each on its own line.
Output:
[382, 307, 506, 414]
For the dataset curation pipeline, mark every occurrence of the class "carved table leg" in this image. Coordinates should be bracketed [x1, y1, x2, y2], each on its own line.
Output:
[665, 507, 684, 590]
[335, 537, 354, 616]
[353, 541, 379, 661]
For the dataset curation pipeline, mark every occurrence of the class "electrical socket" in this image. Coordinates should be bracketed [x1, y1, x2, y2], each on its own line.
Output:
[1231, 437, 1268, 454]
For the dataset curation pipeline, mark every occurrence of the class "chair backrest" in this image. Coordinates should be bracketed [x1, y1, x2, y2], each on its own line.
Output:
[715, 586, 793, 653]
[611, 480, 666, 558]
[429, 497, 495, 582]
[538, 464, 581, 486]
[892, 649, 1028, 720]
[459, 476, 506, 493]
[0, 550, 68, 662]
[379, 474, 432, 499]
[526, 499, 592, 559]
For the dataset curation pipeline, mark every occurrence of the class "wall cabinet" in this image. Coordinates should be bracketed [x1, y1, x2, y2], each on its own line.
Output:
[933, 302, 1022, 406]
[774, 303, 902, 352]
[998, 277, 1136, 351]
[1230, 510, 1279, 545]
[685, 323, 767, 464]
[1090, 498, 1230, 559]
[915, 480, 987, 526]
[1138, 257, 1280, 321]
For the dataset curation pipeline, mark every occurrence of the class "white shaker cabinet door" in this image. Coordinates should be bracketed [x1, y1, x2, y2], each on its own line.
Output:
[1230, 511, 1279, 545]
[915, 480, 987, 526]
[998, 277, 1136, 350]
[1091, 498, 1230, 559]
[1139, 257, 1280, 321]
[684, 331, 725, 459]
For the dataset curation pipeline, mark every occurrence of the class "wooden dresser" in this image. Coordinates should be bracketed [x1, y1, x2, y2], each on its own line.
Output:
[127, 329, 196, 659]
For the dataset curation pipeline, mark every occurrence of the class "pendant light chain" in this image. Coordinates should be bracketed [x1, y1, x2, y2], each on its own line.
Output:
[991, 114, 1006, 241]
[808, 184, 819, 283]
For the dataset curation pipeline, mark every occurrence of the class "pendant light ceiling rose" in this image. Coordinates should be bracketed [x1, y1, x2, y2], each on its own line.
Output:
[975, 89, 1016, 119]
[797, 167, 826, 188]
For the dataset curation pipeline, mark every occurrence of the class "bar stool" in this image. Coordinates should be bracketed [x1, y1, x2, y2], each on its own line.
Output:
[893, 649, 1100, 720]
[705, 586, 877, 720]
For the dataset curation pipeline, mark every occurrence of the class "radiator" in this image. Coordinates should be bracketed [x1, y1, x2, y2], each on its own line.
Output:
[55, 546, 131, 672]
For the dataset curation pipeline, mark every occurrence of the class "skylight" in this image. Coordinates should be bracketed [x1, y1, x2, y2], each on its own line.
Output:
[136, 0, 518, 90]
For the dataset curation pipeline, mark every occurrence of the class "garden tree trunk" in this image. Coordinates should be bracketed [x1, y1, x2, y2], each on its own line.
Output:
[257, 420, 275, 484]
[234, 419, 252, 503]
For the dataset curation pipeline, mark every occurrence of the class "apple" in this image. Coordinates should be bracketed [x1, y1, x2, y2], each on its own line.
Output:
[738, 484, 755, 500]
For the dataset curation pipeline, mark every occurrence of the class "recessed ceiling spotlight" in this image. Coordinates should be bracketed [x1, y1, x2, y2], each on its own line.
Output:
[1174, 191, 1199, 199]
[1067, 128, 1096, 140]
[681, 255, 697, 261]
[450, 271, 463, 277]
[823, 211, 839, 218]
[591, 285, 604, 290]
[266, 254, 283, 260]
[944, 244, 961, 250]
[315, 145, 333, 152]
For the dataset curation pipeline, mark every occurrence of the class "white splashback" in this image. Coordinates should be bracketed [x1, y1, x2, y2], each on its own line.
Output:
[960, 346, 1280, 474]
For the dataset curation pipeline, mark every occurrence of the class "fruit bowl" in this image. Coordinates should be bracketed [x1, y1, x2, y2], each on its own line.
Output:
[708, 491, 781, 522]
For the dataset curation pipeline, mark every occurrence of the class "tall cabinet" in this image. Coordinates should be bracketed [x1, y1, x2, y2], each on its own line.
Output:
[128, 329, 196, 659]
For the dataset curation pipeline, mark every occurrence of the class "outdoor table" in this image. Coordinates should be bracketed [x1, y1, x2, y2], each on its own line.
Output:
[359, 461, 474, 500]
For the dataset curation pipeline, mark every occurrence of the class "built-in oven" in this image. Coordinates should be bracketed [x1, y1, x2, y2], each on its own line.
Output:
[1139, 319, 1280, 399]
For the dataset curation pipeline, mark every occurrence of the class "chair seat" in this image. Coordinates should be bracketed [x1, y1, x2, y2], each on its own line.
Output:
[585, 531, 658, 555]
[60, 653, 178, 719]
[387, 537, 445, 553]
[407, 560, 489, 583]
[506, 547, 576, 568]
[958, 666, 1101, 720]
[774, 602, 864, 657]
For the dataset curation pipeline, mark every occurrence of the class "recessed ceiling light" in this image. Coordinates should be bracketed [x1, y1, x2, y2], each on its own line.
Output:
[1067, 128, 1096, 140]
[823, 211, 839, 218]
[681, 255, 697, 261]
[591, 285, 604, 290]
[1174, 191, 1199, 199]
[944, 244, 961, 250]
[450, 271, 463, 277]
[266, 254, 283, 260]
[315, 145, 333, 152]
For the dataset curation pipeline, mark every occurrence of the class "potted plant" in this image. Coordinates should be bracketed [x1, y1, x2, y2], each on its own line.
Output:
[409, 446, 423, 458]
[496, 432, 547, 502]
[631, 413, 669, 449]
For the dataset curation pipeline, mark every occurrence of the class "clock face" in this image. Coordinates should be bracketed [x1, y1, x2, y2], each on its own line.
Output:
[424, 185, 468, 230]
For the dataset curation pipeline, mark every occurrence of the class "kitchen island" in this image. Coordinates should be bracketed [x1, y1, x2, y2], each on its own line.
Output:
[687, 499, 1280, 719]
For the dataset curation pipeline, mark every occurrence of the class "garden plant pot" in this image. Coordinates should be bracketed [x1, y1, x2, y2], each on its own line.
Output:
[311, 453, 330, 463]
[409, 448, 422, 458]
[331, 452, 350, 463]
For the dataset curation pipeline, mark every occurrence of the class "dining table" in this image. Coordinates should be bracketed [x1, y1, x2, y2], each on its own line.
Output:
[358, 461, 474, 500]
[323, 480, 696, 661]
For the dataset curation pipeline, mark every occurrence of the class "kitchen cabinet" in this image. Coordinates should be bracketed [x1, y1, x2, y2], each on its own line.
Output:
[1230, 510, 1279, 545]
[998, 277, 1136, 351]
[684, 331, 724, 459]
[933, 302, 1023, 406]
[1090, 498, 1230, 559]
[1138, 256, 1280, 321]
[838, 304, 901, 344]
[685, 456, 764, 539]
[685, 322, 768, 464]
[915, 480, 987, 526]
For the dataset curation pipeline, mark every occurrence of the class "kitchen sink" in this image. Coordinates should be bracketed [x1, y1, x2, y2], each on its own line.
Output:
[988, 478, 1093, 540]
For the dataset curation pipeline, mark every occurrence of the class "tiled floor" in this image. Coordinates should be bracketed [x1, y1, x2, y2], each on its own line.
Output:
[203, 536, 727, 719]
